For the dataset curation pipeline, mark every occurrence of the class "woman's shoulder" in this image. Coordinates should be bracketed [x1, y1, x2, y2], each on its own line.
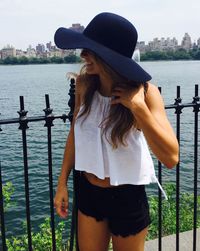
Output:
[145, 82, 162, 98]
[146, 82, 159, 92]
[145, 82, 165, 109]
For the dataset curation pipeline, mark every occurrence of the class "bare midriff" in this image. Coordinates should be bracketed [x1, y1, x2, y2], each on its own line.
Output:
[83, 171, 114, 188]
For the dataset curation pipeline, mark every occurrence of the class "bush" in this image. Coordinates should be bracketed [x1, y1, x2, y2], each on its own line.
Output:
[148, 183, 200, 240]
[64, 55, 81, 63]
[2, 182, 15, 211]
[6, 218, 67, 251]
[2, 182, 200, 249]
[140, 49, 200, 61]
[50, 57, 64, 64]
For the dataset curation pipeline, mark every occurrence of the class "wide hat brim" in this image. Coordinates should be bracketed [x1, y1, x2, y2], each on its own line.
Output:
[54, 27, 152, 82]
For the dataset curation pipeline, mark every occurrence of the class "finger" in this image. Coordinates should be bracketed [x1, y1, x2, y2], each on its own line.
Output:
[110, 97, 121, 105]
[63, 200, 68, 210]
[54, 199, 59, 208]
[111, 90, 122, 97]
[61, 201, 69, 218]
[54, 199, 67, 216]
[56, 205, 68, 218]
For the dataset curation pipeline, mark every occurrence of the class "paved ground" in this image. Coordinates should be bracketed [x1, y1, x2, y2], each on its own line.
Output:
[145, 228, 200, 251]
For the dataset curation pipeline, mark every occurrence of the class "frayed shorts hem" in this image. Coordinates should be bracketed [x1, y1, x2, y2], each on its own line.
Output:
[75, 171, 151, 238]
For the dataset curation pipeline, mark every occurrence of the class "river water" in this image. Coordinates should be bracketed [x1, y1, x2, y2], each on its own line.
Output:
[0, 61, 199, 237]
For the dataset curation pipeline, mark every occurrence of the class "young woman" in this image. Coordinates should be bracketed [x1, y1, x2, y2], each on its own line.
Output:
[53, 13, 179, 251]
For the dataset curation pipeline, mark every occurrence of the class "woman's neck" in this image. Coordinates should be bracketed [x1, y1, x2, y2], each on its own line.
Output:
[98, 74, 113, 97]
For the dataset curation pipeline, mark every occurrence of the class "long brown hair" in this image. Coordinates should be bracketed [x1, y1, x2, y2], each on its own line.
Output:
[77, 51, 147, 148]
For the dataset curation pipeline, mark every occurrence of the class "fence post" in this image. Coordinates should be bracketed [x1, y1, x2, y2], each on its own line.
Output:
[174, 86, 183, 251]
[158, 87, 163, 251]
[67, 78, 79, 251]
[43, 94, 56, 251]
[192, 85, 199, 251]
[18, 96, 32, 251]
[0, 161, 7, 251]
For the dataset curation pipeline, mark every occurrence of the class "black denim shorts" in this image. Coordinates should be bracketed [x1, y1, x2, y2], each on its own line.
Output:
[75, 171, 151, 237]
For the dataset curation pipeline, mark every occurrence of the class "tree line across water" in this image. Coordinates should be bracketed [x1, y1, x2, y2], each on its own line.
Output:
[141, 48, 200, 61]
[0, 48, 200, 65]
[0, 54, 81, 65]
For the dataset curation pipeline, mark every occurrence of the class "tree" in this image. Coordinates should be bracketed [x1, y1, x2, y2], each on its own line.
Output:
[3, 57, 19, 65]
[50, 56, 64, 64]
[18, 56, 29, 64]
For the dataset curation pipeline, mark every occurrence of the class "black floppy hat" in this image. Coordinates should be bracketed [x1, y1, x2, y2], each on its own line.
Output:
[54, 12, 151, 82]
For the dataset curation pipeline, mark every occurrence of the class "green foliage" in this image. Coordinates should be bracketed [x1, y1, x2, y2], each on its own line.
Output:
[148, 183, 200, 240]
[2, 181, 15, 211]
[6, 218, 67, 251]
[50, 56, 64, 64]
[190, 49, 200, 60]
[3, 56, 19, 65]
[173, 48, 192, 60]
[2, 182, 200, 249]
[64, 55, 81, 63]
[141, 48, 200, 61]
[17, 56, 29, 64]
[0, 55, 81, 65]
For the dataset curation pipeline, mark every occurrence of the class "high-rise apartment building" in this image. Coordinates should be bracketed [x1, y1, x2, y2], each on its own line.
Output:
[46, 42, 52, 51]
[181, 33, 192, 51]
[1, 45, 16, 59]
[69, 23, 84, 33]
[147, 37, 178, 52]
[36, 43, 45, 53]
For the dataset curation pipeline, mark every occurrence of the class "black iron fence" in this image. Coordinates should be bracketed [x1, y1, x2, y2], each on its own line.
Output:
[0, 80, 199, 251]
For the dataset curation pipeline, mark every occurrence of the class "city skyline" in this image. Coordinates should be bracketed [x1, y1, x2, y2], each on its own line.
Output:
[1, 32, 198, 52]
[1, 0, 200, 50]
[1, 32, 198, 61]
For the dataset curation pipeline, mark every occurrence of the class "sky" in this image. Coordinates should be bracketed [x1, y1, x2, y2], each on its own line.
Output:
[1, 0, 200, 50]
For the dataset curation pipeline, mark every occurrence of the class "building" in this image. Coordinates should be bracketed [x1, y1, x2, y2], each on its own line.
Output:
[53, 23, 85, 55]
[48, 49, 62, 58]
[27, 45, 36, 58]
[163, 37, 178, 51]
[147, 37, 178, 52]
[197, 38, 200, 48]
[16, 49, 27, 57]
[181, 33, 192, 51]
[69, 23, 84, 33]
[46, 41, 53, 51]
[136, 41, 146, 53]
[1, 45, 16, 59]
[36, 43, 45, 54]
[61, 49, 76, 58]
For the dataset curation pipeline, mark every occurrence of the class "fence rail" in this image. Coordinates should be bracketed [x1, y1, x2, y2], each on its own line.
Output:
[0, 81, 199, 251]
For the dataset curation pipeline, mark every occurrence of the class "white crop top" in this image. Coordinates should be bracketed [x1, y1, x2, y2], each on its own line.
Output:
[74, 91, 167, 199]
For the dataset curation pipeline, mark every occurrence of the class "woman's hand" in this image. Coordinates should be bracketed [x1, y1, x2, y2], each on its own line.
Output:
[111, 85, 146, 111]
[54, 185, 69, 218]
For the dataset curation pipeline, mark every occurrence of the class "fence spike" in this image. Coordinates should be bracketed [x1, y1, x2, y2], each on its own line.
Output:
[44, 94, 54, 127]
[17, 96, 29, 130]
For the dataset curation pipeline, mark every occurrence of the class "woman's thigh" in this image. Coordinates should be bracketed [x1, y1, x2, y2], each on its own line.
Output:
[78, 210, 111, 251]
[111, 227, 148, 251]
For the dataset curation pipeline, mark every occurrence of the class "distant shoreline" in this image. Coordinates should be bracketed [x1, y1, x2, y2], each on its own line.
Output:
[0, 59, 200, 66]
[0, 48, 200, 65]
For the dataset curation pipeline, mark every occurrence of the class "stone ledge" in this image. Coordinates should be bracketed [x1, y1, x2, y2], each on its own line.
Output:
[145, 228, 200, 251]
